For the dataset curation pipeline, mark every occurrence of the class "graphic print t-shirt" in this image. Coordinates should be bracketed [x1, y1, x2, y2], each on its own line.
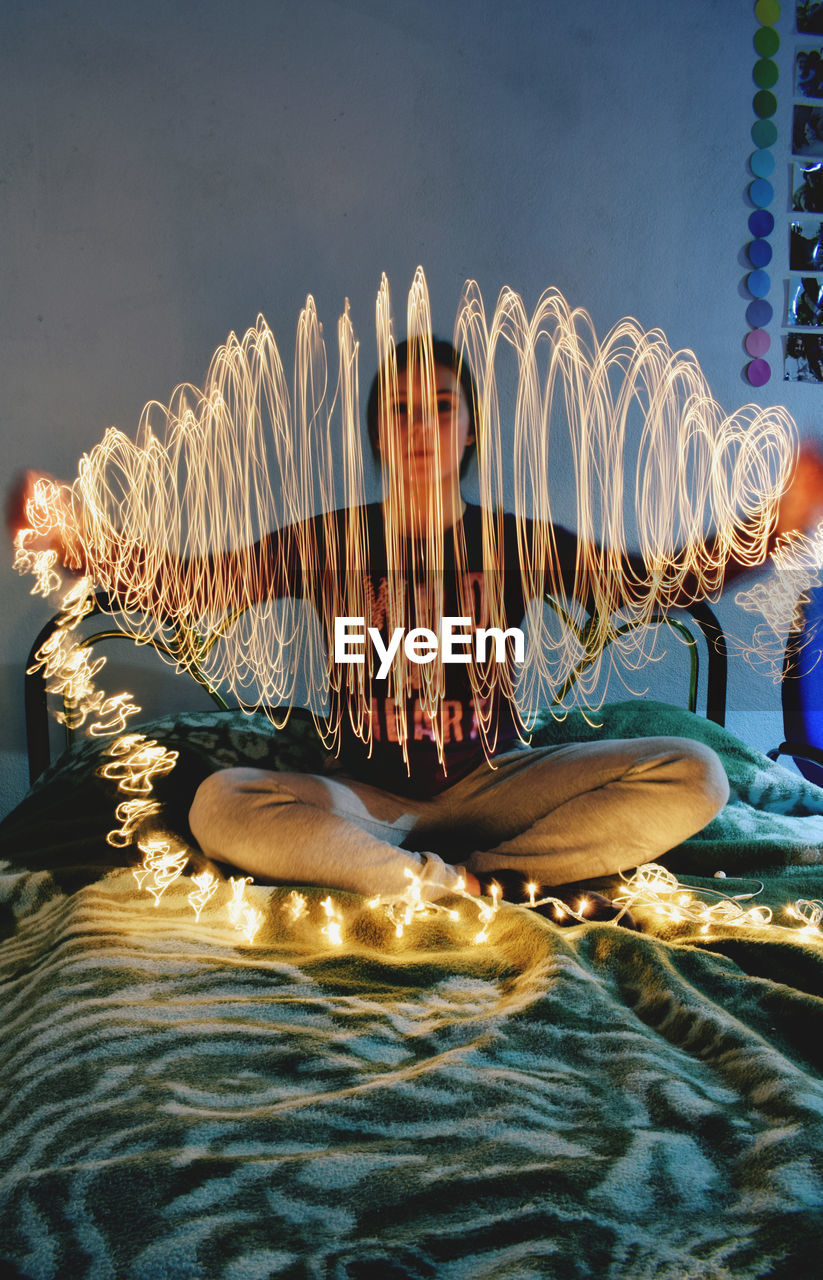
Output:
[263, 503, 580, 797]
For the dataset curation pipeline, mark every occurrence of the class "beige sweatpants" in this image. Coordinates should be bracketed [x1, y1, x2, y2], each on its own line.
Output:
[188, 736, 729, 900]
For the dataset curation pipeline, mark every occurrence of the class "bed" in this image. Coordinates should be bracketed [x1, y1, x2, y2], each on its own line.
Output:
[2, 598, 823, 1280]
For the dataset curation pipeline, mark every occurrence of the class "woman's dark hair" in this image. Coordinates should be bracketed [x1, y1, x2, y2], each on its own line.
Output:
[366, 337, 479, 478]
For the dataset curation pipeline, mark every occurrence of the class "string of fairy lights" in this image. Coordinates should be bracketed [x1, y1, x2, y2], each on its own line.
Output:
[12, 269, 823, 947]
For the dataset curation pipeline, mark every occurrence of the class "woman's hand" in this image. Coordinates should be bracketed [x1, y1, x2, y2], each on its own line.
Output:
[6, 469, 84, 571]
[775, 442, 823, 536]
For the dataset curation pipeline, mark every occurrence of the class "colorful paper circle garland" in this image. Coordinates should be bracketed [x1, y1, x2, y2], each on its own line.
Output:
[746, 2, 780, 386]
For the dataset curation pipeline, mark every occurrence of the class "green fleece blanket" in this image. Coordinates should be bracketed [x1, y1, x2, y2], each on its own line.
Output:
[1, 703, 823, 1279]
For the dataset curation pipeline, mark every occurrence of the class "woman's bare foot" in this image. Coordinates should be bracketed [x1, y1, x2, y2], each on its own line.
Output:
[463, 871, 482, 896]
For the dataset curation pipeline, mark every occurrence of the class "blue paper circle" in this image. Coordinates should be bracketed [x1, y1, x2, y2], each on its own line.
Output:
[747, 298, 773, 327]
[750, 149, 775, 178]
[748, 239, 773, 267]
[749, 178, 774, 207]
[748, 209, 775, 237]
[747, 269, 771, 297]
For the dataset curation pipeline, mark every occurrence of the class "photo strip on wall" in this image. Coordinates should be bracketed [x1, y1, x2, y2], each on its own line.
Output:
[786, 1, 823, 380]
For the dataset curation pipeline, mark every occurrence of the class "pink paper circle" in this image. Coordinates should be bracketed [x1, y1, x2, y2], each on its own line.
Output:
[746, 358, 771, 386]
[745, 328, 771, 357]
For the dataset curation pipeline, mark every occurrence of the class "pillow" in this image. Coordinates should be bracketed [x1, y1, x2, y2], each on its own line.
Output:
[0, 708, 327, 890]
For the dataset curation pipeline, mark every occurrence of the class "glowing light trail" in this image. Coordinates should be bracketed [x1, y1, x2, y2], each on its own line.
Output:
[100, 735, 178, 795]
[23, 269, 808, 766]
[320, 895, 343, 947]
[107, 798, 161, 848]
[611, 863, 775, 932]
[13, 269, 823, 951]
[188, 870, 219, 921]
[133, 839, 188, 903]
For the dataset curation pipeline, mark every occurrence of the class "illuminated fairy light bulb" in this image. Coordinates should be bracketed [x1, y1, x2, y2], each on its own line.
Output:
[227, 875, 254, 924]
[474, 901, 495, 945]
[287, 890, 308, 922]
[517, 883, 599, 926]
[107, 798, 161, 847]
[132, 842, 162, 890]
[188, 870, 219, 921]
[368, 865, 468, 937]
[610, 863, 781, 933]
[145, 853, 188, 905]
[472, 881, 503, 944]
[225, 878, 263, 944]
[786, 899, 823, 940]
[238, 904, 263, 945]
[392, 868, 426, 937]
[133, 839, 188, 903]
[405, 867, 424, 905]
[320, 895, 343, 946]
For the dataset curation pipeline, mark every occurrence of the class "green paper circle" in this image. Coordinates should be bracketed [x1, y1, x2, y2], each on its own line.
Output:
[752, 118, 778, 147]
[753, 89, 778, 118]
[754, 26, 779, 56]
[754, 0, 780, 25]
[753, 58, 778, 89]
[750, 149, 775, 177]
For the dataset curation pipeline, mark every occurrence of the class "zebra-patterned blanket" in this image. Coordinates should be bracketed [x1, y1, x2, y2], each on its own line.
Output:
[2, 705, 823, 1279]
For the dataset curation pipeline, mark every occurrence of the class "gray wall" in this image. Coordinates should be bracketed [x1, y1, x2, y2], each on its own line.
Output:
[0, 0, 812, 815]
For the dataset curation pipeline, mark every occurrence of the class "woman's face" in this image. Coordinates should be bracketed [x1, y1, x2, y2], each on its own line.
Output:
[380, 362, 474, 493]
